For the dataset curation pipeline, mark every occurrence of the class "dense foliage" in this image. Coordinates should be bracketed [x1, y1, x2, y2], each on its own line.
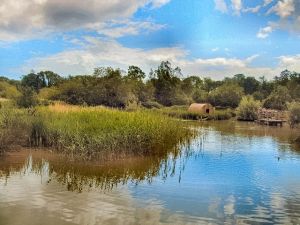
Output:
[1, 62, 300, 110]
[237, 96, 261, 121]
[288, 102, 300, 128]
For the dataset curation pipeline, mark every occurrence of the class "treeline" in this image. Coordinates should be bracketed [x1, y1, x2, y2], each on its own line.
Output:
[1, 61, 300, 110]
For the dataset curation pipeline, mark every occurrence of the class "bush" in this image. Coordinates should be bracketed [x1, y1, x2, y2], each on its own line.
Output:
[237, 96, 261, 121]
[288, 102, 300, 128]
[208, 83, 244, 108]
[16, 87, 39, 108]
[0, 81, 21, 99]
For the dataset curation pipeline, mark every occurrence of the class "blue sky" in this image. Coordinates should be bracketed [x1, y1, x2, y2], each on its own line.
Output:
[0, 0, 300, 80]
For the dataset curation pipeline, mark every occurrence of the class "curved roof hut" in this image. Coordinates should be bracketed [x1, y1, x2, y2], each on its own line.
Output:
[188, 103, 215, 115]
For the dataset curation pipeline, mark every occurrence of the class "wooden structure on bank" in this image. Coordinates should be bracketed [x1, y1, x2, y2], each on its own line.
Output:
[256, 108, 287, 126]
[188, 103, 215, 115]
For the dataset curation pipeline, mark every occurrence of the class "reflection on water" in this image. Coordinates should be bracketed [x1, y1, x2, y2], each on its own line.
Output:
[0, 121, 300, 224]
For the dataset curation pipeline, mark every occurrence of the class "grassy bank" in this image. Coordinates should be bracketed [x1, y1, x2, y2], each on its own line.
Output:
[0, 103, 193, 159]
[156, 106, 235, 121]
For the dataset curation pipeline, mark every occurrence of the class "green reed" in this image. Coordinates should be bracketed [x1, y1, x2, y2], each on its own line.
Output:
[27, 105, 192, 158]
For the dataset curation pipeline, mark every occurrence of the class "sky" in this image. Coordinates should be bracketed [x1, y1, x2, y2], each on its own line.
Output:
[0, 0, 300, 80]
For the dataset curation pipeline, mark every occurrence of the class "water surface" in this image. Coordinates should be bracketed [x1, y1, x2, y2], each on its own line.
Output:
[1, 121, 300, 225]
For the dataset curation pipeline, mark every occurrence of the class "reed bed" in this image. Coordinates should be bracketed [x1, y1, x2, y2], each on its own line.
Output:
[27, 104, 192, 159]
[155, 105, 234, 121]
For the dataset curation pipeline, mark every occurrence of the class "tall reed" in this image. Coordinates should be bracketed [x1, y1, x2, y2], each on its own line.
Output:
[29, 104, 192, 159]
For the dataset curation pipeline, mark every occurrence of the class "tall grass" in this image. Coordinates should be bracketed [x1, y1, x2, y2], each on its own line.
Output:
[156, 105, 234, 121]
[0, 103, 33, 152]
[25, 103, 192, 159]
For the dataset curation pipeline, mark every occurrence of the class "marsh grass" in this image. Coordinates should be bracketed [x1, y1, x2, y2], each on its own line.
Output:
[21, 103, 192, 159]
[0, 103, 33, 152]
[155, 105, 234, 121]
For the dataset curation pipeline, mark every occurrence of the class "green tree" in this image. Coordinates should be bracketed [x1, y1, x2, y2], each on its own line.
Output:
[21, 72, 46, 92]
[181, 76, 203, 96]
[202, 78, 222, 92]
[38, 71, 63, 87]
[243, 76, 260, 95]
[21, 71, 62, 92]
[151, 61, 187, 106]
[127, 66, 146, 80]
[208, 83, 244, 108]
[263, 86, 292, 110]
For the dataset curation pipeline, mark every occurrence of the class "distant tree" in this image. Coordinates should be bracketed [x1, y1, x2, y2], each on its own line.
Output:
[181, 76, 203, 96]
[263, 86, 292, 110]
[243, 76, 260, 95]
[192, 89, 208, 103]
[127, 66, 145, 80]
[202, 78, 222, 92]
[275, 70, 291, 86]
[225, 74, 259, 95]
[208, 83, 244, 108]
[151, 61, 187, 106]
[38, 71, 63, 87]
[136, 81, 155, 103]
[21, 72, 46, 92]
[93, 67, 122, 79]
[21, 71, 62, 92]
[252, 76, 275, 100]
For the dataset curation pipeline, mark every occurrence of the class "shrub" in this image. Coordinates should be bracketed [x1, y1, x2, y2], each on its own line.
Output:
[288, 102, 300, 128]
[16, 87, 39, 108]
[208, 83, 244, 108]
[0, 81, 21, 99]
[237, 96, 261, 121]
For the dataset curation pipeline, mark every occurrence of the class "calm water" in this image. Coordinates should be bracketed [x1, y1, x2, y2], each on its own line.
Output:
[1, 121, 300, 225]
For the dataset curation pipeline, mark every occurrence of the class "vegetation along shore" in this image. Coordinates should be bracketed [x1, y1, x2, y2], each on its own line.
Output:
[0, 61, 300, 158]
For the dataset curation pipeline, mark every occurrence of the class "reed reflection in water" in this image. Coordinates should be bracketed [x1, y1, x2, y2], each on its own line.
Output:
[0, 121, 300, 224]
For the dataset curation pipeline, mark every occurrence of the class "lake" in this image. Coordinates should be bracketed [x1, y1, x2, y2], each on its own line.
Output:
[0, 121, 300, 225]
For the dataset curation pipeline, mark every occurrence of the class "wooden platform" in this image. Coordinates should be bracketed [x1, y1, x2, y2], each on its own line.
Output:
[256, 108, 288, 127]
[256, 119, 286, 126]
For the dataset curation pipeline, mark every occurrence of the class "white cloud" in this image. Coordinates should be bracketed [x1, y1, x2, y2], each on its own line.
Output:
[22, 37, 283, 80]
[243, 5, 261, 13]
[93, 20, 165, 38]
[264, 0, 273, 7]
[257, 26, 273, 39]
[259, 0, 300, 36]
[150, 0, 171, 8]
[214, 0, 228, 13]
[231, 0, 242, 15]
[267, 0, 295, 18]
[211, 47, 220, 52]
[0, 0, 169, 41]
[278, 54, 300, 71]
[23, 38, 187, 76]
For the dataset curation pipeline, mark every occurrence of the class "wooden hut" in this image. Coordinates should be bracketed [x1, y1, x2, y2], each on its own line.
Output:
[188, 103, 215, 115]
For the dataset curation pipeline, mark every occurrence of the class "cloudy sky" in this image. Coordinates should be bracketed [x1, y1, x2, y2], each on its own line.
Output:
[0, 0, 300, 79]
